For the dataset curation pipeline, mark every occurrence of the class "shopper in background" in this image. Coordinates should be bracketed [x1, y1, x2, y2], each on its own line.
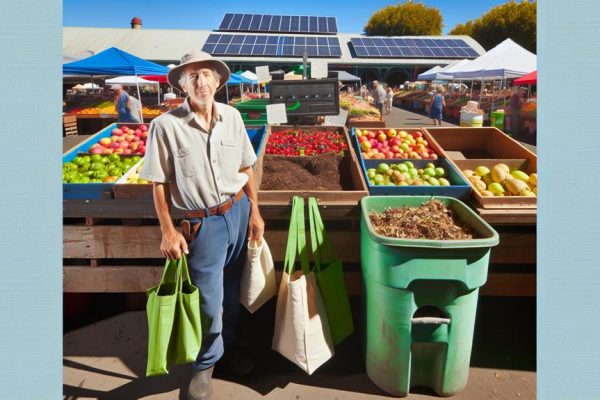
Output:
[429, 85, 446, 126]
[371, 80, 386, 116]
[385, 86, 394, 115]
[510, 87, 525, 134]
[140, 50, 264, 400]
[111, 84, 141, 123]
[128, 93, 143, 123]
[360, 84, 369, 100]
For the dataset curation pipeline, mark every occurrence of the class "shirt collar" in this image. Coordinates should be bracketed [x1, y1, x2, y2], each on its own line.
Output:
[181, 97, 223, 132]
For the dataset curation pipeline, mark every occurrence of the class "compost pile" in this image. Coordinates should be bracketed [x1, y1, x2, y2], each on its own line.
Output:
[369, 199, 477, 240]
[261, 152, 345, 191]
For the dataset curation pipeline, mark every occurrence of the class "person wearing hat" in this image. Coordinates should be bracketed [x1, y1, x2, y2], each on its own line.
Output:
[110, 84, 142, 123]
[139, 50, 264, 400]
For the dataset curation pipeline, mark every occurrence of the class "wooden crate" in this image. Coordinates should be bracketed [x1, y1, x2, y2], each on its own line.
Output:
[346, 117, 386, 129]
[63, 114, 78, 137]
[454, 159, 537, 209]
[423, 127, 537, 160]
[255, 125, 369, 206]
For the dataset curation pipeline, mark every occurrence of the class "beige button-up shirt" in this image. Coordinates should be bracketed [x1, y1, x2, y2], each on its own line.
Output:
[139, 99, 257, 211]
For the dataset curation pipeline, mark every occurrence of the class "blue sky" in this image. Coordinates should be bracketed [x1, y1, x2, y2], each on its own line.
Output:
[63, 0, 507, 34]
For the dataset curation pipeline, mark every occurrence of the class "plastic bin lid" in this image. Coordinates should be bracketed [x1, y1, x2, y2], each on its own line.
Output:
[361, 196, 499, 249]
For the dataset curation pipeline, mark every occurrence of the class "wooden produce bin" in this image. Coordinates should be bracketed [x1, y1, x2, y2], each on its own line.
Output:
[423, 127, 536, 160]
[346, 116, 386, 129]
[422, 127, 537, 210]
[255, 125, 369, 206]
[454, 158, 537, 209]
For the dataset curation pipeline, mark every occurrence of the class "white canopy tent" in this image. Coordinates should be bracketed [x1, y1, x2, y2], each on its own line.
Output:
[436, 59, 472, 80]
[417, 65, 443, 81]
[452, 38, 536, 80]
[105, 75, 160, 104]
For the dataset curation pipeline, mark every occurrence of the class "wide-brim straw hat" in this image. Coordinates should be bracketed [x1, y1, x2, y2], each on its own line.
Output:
[167, 50, 230, 93]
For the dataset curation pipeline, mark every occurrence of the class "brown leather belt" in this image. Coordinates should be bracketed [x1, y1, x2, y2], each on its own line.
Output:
[184, 190, 245, 219]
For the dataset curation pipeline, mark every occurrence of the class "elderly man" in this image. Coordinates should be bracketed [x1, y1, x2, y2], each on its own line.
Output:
[371, 80, 386, 116]
[139, 50, 264, 400]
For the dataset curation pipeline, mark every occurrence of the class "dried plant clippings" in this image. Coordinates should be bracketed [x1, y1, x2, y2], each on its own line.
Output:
[368, 199, 478, 240]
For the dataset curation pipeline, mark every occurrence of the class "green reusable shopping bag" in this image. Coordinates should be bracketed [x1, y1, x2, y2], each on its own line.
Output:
[308, 197, 354, 345]
[146, 255, 202, 376]
[146, 257, 181, 377]
[173, 255, 202, 365]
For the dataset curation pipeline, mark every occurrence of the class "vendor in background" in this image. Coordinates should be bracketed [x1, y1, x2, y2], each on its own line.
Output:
[385, 86, 393, 115]
[510, 87, 525, 134]
[429, 85, 446, 126]
[371, 80, 386, 116]
[111, 84, 141, 123]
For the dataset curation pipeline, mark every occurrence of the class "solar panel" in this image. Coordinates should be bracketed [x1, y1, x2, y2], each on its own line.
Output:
[218, 14, 338, 34]
[203, 34, 342, 58]
[349, 37, 480, 59]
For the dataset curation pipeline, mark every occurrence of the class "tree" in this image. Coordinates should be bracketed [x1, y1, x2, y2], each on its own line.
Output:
[364, 1, 443, 36]
[449, 0, 536, 53]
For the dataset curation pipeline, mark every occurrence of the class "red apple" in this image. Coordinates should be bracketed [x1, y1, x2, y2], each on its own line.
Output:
[119, 141, 130, 149]
[366, 131, 376, 140]
[110, 141, 120, 149]
[384, 151, 394, 159]
[125, 134, 134, 142]
[430, 153, 438, 160]
[123, 149, 132, 155]
[111, 128, 123, 136]
[140, 124, 148, 131]
[134, 129, 142, 136]
[141, 131, 148, 139]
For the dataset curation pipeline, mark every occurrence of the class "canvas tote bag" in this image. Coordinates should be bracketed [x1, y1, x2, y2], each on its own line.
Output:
[272, 196, 334, 375]
[308, 197, 354, 345]
[240, 237, 277, 313]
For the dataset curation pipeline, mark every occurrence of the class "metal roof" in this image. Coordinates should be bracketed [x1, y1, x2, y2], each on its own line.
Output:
[63, 27, 486, 67]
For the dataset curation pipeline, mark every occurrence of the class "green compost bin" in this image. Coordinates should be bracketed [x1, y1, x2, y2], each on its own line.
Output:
[360, 196, 499, 397]
[491, 110, 505, 131]
[235, 99, 269, 125]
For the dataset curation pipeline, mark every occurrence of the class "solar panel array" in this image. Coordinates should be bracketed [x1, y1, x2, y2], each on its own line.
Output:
[350, 37, 479, 58]
[218, 14, 338, 34]
[202, 34, 342, 58]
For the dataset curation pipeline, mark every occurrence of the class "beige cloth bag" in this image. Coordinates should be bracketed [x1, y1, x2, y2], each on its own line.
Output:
[240, 238, 276, 313]
[272, 197, 334, 375]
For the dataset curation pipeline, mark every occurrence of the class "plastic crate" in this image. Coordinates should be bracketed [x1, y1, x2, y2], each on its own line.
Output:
[360, 196, 499, 397]
[244, 125, 267, 156]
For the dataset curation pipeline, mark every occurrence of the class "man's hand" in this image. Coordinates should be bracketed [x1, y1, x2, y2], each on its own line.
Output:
[160, 229, 189, 260]
[248, 205, 265, 241]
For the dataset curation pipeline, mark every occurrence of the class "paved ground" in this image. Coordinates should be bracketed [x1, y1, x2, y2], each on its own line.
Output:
[381, 105, 458, 128]
[64, 296, 536, 400]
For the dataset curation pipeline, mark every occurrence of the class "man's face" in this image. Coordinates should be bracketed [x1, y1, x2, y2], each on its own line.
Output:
[181, 66, 219, 107]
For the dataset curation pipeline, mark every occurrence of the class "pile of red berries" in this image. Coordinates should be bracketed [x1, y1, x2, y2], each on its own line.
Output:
[265, 129, 348, 156]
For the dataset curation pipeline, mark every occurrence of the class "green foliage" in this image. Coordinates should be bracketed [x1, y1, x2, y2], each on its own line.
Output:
[449, 0, 536, 52]
[364, 1, 443, 36]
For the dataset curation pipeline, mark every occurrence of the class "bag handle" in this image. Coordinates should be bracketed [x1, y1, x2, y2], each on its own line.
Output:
[180, 254, 192, 285]
[153, 257, 182, 295]
[295, 196, 310, 275]
[283, 196, 300, 275]
[308, 197, 336, 270]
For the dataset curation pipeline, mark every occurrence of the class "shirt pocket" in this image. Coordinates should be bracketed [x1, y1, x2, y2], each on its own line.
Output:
[220, 139, 241, 168]
[176, 146, 199, 177]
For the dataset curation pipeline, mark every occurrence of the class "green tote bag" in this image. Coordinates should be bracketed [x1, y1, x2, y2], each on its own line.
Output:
[308, 197, 354, 345]
[173, 255, 202, 365]
[146, 257, 181, 376]
[146, 255, 202, 376]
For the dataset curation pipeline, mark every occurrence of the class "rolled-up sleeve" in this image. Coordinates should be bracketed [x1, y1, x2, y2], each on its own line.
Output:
[139, 120, 171, 183]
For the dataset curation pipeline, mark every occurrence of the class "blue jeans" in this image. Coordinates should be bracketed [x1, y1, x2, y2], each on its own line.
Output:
[186, 194, 250, 370]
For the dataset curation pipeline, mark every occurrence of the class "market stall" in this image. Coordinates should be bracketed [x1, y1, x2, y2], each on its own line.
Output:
[63, 124, 536, 298]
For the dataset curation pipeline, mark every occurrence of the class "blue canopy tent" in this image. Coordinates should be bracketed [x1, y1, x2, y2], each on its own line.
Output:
[63, 47, 169, 118]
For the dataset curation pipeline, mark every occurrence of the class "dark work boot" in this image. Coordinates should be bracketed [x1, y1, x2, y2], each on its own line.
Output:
[221, 346, 255, 376]
[187, 366, 214, 400]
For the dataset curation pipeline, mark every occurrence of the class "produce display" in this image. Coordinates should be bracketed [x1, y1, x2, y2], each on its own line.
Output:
[462, 163, 537, 197]
[260, 127, 354, 191]
[63, 154, 142, 183]
[369, 198, 477, 240]
[339, 93, 381, 117]
[122, 161, 149, 184]
[68, 100, 164, 117]
[355, 128, 438, 160]
[265, 128, 347, 156]
[87, 125, 148, 156]
[366, 161, 450, 187]
[520, 100, 537, 118]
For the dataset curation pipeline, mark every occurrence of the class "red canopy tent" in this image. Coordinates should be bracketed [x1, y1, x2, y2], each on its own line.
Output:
[141, 75, 167, 83]
[514, 70, 537, 85]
